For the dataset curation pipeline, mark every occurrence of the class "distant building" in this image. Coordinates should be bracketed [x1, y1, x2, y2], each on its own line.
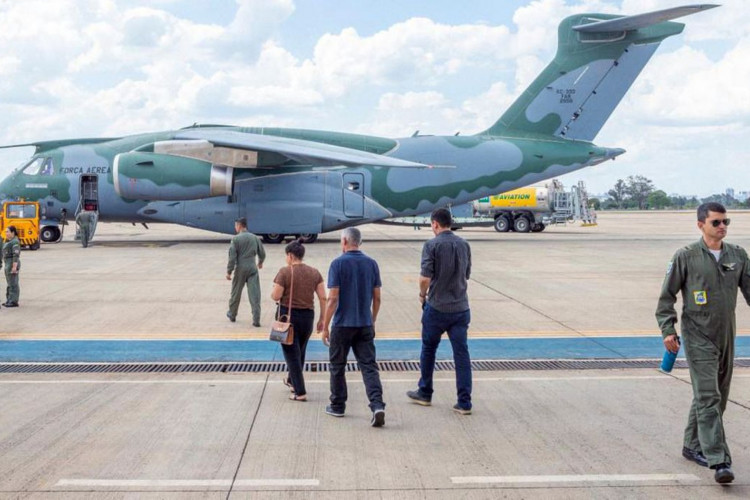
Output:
[737, 191, 750, 202]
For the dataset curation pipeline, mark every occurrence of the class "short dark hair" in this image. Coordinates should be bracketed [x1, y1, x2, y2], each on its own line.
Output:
[431, 208, 452, 228]
[285, 239, 305, 260]
[6, 225, 17, 236]
[697, 202, 726, 222]
[235, 217, 247, 227]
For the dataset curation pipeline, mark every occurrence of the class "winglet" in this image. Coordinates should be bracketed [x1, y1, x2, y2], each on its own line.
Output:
[573, 4, 720, 33]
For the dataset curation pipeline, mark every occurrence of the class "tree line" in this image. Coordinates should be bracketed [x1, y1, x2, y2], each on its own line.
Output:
[590, 175, 749, 210]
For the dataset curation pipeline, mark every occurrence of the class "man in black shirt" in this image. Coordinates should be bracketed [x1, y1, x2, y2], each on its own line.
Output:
[407, 208, 473, 414]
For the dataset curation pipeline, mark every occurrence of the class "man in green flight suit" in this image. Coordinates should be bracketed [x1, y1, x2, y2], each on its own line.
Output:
[76, 210, 95, 248]
[656, 202, 750, 484]
[2, 225, 21, 308]
[226, 217, 266, 327]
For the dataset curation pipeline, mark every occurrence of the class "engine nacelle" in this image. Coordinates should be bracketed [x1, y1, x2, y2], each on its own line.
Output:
[113, 152, 233, 201]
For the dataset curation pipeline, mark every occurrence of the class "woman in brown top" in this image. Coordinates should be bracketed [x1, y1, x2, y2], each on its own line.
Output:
[271, 239, 326, 401]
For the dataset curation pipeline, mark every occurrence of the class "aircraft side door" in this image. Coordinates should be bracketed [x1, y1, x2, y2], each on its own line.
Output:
[342, 172, 365, 218]
[80, 174, 99, 212]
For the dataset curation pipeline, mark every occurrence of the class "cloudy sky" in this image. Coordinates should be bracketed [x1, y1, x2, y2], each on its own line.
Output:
[0, 0, 746, 197]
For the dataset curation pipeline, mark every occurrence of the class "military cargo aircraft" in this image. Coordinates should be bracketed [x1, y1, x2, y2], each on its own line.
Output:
[0, 5, 717, 244]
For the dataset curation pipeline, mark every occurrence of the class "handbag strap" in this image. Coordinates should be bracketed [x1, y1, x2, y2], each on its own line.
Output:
[277, 265, 294, 322]
[287, 265, 294, 320]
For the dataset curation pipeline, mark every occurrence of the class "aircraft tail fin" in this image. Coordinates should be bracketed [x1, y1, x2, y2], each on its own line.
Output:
[482, 4, 718, 141]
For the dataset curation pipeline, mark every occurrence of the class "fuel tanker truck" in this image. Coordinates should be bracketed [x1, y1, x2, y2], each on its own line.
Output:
[381, 179, 596, 233]
[472, 180, 597, 233]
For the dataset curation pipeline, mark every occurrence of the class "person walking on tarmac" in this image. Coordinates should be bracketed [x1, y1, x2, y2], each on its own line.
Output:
[2, 225, 21, 308]
[76, 210, 95, 248]
[226, 217, 265, 327]
[656, 202, 750, 484]
[407, 208, 473, 415]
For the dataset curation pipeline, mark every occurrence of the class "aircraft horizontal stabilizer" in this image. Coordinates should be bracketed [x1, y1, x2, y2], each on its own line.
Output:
[174, 130, 438, 169]
[573, 4, 719, 33]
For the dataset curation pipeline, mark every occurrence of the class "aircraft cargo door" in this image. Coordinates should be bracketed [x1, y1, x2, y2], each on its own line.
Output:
[343, 173, 364, 218]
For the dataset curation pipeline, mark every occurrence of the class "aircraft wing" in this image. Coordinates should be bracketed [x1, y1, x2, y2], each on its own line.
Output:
[0, 138, 120, 154]
[174, 129, 433, 169]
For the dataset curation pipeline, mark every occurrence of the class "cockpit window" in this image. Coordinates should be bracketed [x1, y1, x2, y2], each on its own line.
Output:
[41, 158, 54, 175]
[21, 157, 45, 175]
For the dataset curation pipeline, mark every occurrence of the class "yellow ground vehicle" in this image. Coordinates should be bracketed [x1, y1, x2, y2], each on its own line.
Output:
[1, 201, 41, 250]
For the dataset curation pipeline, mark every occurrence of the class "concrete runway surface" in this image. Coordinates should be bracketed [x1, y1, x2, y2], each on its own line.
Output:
[2, 211, 750, 498]
[3, 210, 750, 339]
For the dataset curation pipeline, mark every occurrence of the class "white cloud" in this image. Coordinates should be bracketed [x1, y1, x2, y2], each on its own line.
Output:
[0, 0, 747, 197]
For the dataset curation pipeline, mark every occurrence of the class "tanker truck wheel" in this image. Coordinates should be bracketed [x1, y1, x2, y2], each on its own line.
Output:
[514, 216, 531, 233]
[494, 216, 511, 233]
[531, 223, 546, 232]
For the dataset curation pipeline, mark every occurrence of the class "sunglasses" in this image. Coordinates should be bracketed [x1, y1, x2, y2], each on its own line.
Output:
[709, 218, 731, 228]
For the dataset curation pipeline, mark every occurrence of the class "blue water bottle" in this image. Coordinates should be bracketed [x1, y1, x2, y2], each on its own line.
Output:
[660, 337, 680, 373]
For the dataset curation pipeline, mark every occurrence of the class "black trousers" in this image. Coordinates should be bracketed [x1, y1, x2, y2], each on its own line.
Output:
[280, 307, 314, 396]
[329, 326, 385, 412]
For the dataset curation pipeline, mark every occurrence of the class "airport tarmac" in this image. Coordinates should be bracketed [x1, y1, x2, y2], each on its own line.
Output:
[2, 369, 750, 498]
[4, 210, 750, 340]
[3, 211, 750, 498]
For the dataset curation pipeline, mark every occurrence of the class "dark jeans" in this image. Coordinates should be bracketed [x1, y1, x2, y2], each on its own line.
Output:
[418, 304, 472, 410]
[280, 306, 315, 396]
[329, 326, 385, 412]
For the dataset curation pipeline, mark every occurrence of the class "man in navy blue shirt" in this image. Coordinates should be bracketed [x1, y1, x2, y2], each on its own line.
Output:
[322, 227, 386, 427]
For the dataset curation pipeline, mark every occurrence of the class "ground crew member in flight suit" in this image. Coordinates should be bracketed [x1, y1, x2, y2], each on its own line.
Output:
[2, 225, 21, 307]
[656, 202, 750, 484]
[226, 217, 265, 327]
[76, 210, 95, 248]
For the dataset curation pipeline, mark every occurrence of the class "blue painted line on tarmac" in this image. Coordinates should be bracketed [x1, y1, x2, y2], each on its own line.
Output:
[3, 336, 750, 363]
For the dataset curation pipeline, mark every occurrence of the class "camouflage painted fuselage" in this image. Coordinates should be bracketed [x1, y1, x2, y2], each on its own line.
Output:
[0, 125, 618, 235]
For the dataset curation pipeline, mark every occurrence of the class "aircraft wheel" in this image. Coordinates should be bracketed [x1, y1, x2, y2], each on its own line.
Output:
[41, 226, 60, 242]
[514, 216, 531, 233]
[298, 233, 318, 244]
[531, 223, 546, 232]
[494, 216, 511, 233]
[262, 233, 285, 244]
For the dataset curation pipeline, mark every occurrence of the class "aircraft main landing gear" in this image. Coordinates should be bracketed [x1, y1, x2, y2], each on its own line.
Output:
[261, 233, 319, 244]
[40, 226, 61, 242]
[297, 233, 318, 244]
[261, 234, 285, 244]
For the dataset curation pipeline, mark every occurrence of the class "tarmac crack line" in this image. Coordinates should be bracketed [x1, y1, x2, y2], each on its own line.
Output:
[470, 276, 626, 358]
[225, 371, 271, 500]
